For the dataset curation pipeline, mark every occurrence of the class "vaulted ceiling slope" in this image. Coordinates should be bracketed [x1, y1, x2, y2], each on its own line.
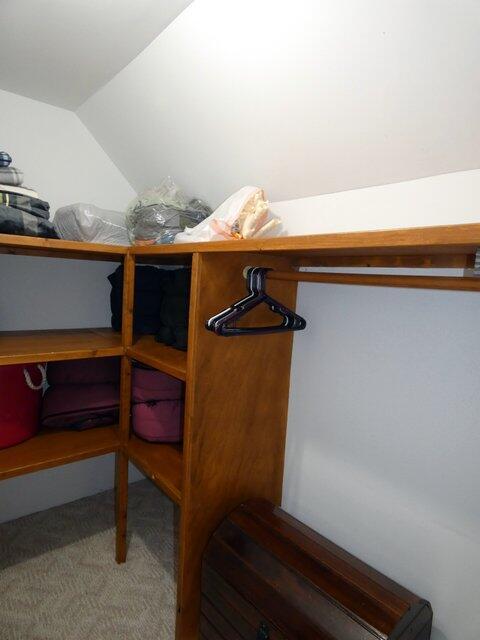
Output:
[0, 0, 193, 109]
[77, 0, 480, 206]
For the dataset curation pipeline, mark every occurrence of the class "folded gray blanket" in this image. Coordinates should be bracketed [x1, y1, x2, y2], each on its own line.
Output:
[0, 167, 23, 186]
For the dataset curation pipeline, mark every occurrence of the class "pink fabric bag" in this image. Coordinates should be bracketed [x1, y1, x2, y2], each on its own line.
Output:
[132, 366, 183, 442]
[46, 357, 120, 385]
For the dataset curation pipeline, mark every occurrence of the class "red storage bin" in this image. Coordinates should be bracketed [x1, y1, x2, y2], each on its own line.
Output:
[0, 363, 46, 449]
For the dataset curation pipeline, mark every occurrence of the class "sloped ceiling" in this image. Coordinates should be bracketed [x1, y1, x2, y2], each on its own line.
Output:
[77, 0, 480, 205]
[0, 0, 193, 109]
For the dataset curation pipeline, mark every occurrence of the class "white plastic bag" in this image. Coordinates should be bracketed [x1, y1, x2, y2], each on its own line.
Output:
[54, 203, 129, 245]
[174, 186, 282, 243]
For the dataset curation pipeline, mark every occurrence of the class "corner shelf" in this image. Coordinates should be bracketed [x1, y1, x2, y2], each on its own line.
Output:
[0, 233, 126, 261]
[0, 328, 123, 366]
[128, 435, 183, 504]
[127, 336, 187, 381]
[0, 426, 120, 481]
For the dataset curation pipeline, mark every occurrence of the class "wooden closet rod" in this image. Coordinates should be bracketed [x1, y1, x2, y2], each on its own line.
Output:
[265, 270, 480, 292]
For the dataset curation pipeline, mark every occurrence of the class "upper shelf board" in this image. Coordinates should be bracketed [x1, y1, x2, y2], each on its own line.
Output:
[0, 234, 127, 261]
[130, 223, 480, 264]
[1, 223, 479, 265]
[0, 328, 123, 366]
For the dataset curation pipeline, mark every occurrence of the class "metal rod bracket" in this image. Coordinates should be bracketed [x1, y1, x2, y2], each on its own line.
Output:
[474, 249, 480, 275]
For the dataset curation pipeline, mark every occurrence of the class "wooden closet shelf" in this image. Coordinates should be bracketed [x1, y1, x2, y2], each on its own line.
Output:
[129, 223, 480, 264]
[0, 234, 127, 261]
[0, 328, 123, 366]
[0, 426, 120, 481]
[128, 435, 183, 504]
[127, 336, 187, 380]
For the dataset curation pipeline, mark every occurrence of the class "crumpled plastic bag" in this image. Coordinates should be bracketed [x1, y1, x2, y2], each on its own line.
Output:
[174, 186, 282, 243]
[54, 203, 129, 245]
[125, 177, 211, 245]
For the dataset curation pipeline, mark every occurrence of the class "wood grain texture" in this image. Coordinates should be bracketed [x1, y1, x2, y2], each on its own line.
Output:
[115, 450, 129, 563]
[116, 356, 132, 563]
[202, 500, 433, 640]
[0, 328, 123, 366]
[0, 233, 127, 261]
[202, 565, 290, 640]
[128, 435, 183, 504]
[127, 336, 187, 381]
[176, 251, 298, 640]
[121, 253, 136, 350]
[131, 223, 480, 260]
[267, 270, 480, 291]
[296, 253, 475, 269]
[0, 426, 120, 481]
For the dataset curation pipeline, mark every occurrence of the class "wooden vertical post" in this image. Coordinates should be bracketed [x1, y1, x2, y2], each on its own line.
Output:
[176, 252, 298, 639]
[121, 252, 136, 351]
[115, 252, 135, 563]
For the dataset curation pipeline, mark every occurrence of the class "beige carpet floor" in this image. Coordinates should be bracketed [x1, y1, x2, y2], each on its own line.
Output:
[0, 480, 178, 640]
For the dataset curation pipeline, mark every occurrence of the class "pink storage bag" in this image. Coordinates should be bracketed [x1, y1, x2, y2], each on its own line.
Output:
[0, 363, 46, 449]
[132, 365, 183, 443]
[41, 383, 119, 430]
[46, 357, 120, 385]
[132, 401, 183, 443]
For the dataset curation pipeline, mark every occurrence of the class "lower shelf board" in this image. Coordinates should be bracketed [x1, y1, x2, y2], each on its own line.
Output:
[0, 426, 120, 481]
[128, 435, 183, 504]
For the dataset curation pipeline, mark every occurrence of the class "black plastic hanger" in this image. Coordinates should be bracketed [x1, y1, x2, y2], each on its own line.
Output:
[206, 267, 307, 336]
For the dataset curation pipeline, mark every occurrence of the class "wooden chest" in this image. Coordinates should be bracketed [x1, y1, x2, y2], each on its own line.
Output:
[201, 499, 432, 640]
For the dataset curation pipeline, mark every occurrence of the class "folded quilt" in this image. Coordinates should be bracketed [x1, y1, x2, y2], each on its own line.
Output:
[0, 192, 50, 220]
[0, 205, 58, 239]
[0, 167, 23, 186]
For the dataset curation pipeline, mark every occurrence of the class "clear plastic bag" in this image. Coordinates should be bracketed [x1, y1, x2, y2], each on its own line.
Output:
[125, 177, 211, 245]
[54, 203, 129, 245]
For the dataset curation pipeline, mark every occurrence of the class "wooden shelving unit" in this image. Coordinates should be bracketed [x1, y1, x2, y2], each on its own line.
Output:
[2, 223, 480, 640]
[0, 238, 127, 533]
[127, 335, 187, 380]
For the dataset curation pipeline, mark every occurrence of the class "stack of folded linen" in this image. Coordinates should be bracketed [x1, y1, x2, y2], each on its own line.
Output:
[0, 151, 58, 238]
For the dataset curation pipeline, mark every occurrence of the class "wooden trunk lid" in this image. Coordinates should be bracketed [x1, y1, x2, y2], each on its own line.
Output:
[202, 499, 432, 640]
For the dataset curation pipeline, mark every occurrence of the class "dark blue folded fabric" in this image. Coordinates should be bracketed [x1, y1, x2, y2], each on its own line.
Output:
[0, 205, 58, 238]
[0, 152, 12, 167]
[0, 192, 50, 220]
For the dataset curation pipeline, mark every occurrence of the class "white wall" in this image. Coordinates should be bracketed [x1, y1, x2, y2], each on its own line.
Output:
[76, 3, 480, 638]
[78, 0, 480, 207]
[0, 89, 141, 522]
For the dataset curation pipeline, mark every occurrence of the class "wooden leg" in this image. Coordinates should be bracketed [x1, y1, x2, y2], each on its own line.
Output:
[116, 355, 132, 564]
[115, 450, 129, 563]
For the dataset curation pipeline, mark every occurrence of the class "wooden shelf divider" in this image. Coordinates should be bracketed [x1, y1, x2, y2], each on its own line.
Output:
[128, 435, 183, 504]
[127, 336, 187, 380]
